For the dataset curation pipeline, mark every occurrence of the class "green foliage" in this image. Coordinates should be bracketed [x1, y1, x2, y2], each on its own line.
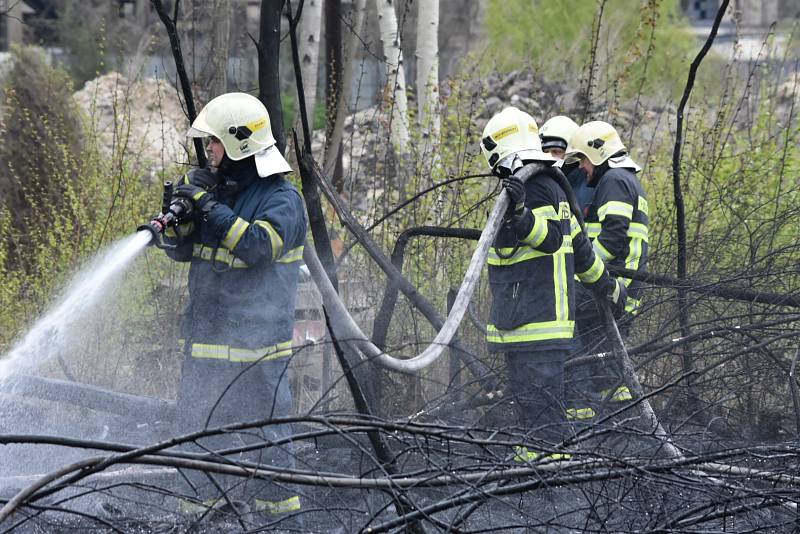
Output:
[485, 0, 698, 101]
[0, 47, 184, 395]
[56, 0, 110, 86]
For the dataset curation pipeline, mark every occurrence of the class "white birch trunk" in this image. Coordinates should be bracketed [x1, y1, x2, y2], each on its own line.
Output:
[295, 0, 324, 140]
[415, 0, 439, 139]
[374, 0, 410, 153]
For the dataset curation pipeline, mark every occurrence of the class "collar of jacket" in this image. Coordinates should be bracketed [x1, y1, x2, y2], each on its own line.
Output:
[588, 161, 611, 188]
[217, 155, 260, 197]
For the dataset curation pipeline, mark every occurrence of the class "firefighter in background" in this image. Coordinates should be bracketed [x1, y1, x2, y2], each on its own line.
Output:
[479, 107, 624, 460]
[540, 115, 604, 423]
[565, 120, 648, 415]
[163, 92, 306, 519]
[539, 115, 592, 211]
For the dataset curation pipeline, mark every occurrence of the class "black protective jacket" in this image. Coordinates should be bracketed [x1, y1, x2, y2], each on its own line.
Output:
[487, 165, 609, 353]
[585, 166, 648, 314]
[165, 160, 307, 361]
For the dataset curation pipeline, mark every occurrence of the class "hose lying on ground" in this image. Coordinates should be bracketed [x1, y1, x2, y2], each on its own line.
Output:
[302, 162, 545, 373]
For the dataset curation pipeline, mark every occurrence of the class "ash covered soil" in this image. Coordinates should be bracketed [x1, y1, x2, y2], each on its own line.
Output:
[2, 398, 796, 533]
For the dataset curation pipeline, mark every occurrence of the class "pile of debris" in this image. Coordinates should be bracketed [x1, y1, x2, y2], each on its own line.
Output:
[73, 72, 189, 179]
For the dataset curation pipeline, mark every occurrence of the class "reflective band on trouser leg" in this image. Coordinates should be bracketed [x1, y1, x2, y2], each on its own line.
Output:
[254, 495, 301, 515]
[222, 217, 250, 250]
[513, 445, 571, 462]
[601, 385, 633, 402]
[190, 340, 293, 362]
[486, 320, 574, 344]
[624, 296, 641, 314]
[598, 201, 633, 221]
[566, 407, 596, 420]
[254, 220, 284, 261]
[179, 498, 221, 514]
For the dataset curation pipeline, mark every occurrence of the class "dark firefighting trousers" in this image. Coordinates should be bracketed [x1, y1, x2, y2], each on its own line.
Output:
[567, 286, 633, 420]
[175, 354, 300, 516]
[504, 349, 570, 445]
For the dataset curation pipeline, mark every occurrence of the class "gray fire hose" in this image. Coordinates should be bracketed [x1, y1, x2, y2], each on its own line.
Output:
[303, 163, 544, 373]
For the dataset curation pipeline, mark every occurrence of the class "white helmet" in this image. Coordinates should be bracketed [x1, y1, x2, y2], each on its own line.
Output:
[539, 115, 580, 152]
[187, 92, 291, 176]
[480, 106, 554, 172]
[565, 120, 628, 166]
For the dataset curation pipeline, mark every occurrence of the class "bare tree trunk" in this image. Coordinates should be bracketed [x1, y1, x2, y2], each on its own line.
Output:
[150, 0, 206, 167]
[323, 0, 366, 181]
[415, 0, 439, 139]
[295, 0, 323, 145]
[325, 0, 344, 190]
[258, 0, 286, 154]
[208, 0, 230, 97]
[671, 0, 730, 415]
[375, 0, 410, 153]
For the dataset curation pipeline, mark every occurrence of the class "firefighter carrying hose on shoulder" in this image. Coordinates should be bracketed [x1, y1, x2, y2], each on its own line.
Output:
[161, 92, 306, 519]
[479, 107, 624, 460]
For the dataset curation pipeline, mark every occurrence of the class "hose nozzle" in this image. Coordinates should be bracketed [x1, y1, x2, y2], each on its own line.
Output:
[137, 180, 192, 249]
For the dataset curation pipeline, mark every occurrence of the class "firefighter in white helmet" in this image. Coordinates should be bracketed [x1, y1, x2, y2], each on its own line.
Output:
[479, 107, 622, 460]
[162, 92, 305, 517]
[565, 120, 648, 416]
[539, 115, 593, 211]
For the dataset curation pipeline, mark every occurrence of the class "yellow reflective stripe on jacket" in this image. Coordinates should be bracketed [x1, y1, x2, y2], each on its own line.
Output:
[586, 222, 601, 240]
[254, 495, 301, 514]
[488, 236, 574, 266]
[222, 217, 249, 250]
[554, 248, 568, 322]
[190, 340, 293, 362]
[531, 205, 560, 221]
[627, 222, 648, 242]
[569, 217, 581, 238]
[576, 253, 605, 284]
[637, 195, 649, 216]
[486, 320, 574, 343]
[610, 278, 622, 303]
[254, 220, 284, 261]
[521, 211, 548, 248]
[193, 244, 247, 268]
[593, 239, 614, 261]
[276, 245, 304, 263]
[598, 200, 634, 221]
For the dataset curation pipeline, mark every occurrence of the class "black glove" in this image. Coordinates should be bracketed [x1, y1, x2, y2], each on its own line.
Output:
[186, 168, 220, 190]
[502, 176, 526, 219]
[595, 277, 627, 317]
[172, 183, 218, 222]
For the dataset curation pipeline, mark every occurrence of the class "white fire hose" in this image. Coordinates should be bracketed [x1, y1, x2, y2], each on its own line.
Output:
[302, 163, 543, 373]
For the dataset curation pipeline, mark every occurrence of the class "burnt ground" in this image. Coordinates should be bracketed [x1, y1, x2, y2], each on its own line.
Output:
[2, 392, 799, 533]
